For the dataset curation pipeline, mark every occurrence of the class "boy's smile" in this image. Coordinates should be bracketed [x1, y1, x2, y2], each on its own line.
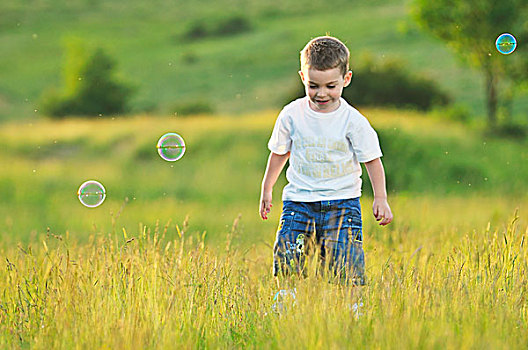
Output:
[299, 67, 352, 113]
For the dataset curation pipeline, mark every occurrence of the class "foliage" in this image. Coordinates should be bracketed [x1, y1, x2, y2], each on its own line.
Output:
[40, 40, 133, 118]
[412, 0, 528, 127]
[181, 15, 252, 41]
[6, 0, 528, 122]
[344, 53, 450, 110]
[430, 104, 472, 123]
[288, 53, 450, 111]
[0, 110, 527, 242]
[484, 123, 528, 139]
[374, 128, 487, 194]
[170, 99, 215, 116]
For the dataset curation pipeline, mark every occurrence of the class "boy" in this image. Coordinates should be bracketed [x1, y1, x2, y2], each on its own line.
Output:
[259, 36, 393, 285]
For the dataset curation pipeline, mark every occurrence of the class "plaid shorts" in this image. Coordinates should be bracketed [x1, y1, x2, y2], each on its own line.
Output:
[273, 198, 365, 285]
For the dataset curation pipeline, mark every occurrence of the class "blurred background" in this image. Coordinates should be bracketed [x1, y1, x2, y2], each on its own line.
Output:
[0, 0, 527, 247]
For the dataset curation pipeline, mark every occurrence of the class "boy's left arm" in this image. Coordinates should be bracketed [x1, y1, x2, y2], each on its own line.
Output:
[364, 158, 393, 226]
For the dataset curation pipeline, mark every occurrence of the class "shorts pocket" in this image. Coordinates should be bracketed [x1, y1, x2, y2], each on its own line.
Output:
[345, 214, 363, 242]
[277, 209, 296, 236]
[273, 209, 304, 276]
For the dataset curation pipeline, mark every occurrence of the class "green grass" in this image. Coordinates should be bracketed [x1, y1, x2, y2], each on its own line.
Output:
[0, 108, 527, 347]
[0, 108, 527, 243]
[0, 201, 527, 348]
[1, 0, 526, 121]
[1, 2, 528, 346]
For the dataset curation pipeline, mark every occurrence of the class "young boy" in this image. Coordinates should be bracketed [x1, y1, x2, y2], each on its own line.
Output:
[259, 36, 393, 285]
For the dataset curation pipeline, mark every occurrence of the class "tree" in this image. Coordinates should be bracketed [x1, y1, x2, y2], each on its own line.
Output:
[41, 38, 133, 118]
[413, 0, 528, 128]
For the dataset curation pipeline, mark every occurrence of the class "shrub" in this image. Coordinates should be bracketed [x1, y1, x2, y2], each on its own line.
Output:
[41, 41, 133, 118]
[431, 104, 472, 123]
[181, 15, 252, 41]
[369, 128, 487, 194]
[170, 99, 215, 116]
[344, 54, 450, 110]
[485, 123, 528, 139]
[286, 52, 450, 111]
[184, 22, 209, 40]
[215, 16, 252, 36]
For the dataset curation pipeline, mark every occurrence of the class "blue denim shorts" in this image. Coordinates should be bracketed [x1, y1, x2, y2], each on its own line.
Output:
[273, 198, 365, 285]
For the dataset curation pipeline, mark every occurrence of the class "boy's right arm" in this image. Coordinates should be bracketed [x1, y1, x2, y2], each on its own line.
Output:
[259, 152, 290, 220]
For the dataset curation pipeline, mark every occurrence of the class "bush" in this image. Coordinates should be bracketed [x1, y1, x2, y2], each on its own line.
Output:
[287, 53, 450, 111]
[170, 99, 215, 116]
[215, 16, 252, 36]
[181, 15, 252, 41]
[484, 123, 528, 139]
[368, 128, 487, 194]
[346, 54, 450, 110]
[431, 104, 472, 123]
[184, 22, 209, 40]
[41, 41, 133, 118]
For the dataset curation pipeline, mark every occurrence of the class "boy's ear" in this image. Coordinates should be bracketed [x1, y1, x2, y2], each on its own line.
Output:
[298, 70, 305, 83]
[343, 70, 353, 87]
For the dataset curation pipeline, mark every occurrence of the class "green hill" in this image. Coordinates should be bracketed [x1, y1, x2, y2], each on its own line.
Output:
[1, 0, 526, 121]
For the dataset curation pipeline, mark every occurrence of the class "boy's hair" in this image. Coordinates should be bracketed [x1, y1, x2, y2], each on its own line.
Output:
[300, 36, 350, 76]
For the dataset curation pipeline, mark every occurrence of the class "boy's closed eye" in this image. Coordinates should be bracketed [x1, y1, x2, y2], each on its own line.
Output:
[309, 84, 336, 89]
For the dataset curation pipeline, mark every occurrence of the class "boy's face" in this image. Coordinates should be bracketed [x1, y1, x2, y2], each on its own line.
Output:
[299, 67, 352, 113]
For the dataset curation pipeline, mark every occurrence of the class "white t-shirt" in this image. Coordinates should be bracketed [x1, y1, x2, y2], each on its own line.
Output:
[268, 96, 382, 202]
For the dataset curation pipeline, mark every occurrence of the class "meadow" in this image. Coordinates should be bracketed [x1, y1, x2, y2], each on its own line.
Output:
[0, 109, 527, 348]
[1, 209, 527, 349]
[1, 0, 528, 347]
[2, 0, 527, 122]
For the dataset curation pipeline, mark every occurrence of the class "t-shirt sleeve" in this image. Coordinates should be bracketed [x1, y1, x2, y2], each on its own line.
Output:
[267, 110, 292, 155]
[347, 114, 383, 163]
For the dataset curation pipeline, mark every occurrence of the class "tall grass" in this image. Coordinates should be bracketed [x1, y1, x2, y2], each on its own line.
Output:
[0, 110, 527, 347]
[0, 109, 526, 243]
[0, 210, 526, 348]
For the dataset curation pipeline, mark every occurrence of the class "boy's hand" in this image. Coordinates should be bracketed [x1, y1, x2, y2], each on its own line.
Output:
[373, 197, 393, 226]
[259, 191, 273, 220]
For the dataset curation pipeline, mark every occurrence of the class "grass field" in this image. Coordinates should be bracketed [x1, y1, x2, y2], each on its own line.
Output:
[2, 0, 527, 122]
[0, 108, 527, 243]
[1, 211, 527, 349]
[2, 0, 527, 347]
[0, 108, 527, 348]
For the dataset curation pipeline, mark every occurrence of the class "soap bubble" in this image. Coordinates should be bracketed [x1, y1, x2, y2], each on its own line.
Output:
[271, 289, 297, 314]
[78, 180, 106, 208]
[157, 132, 186, 161]
[496, 33, 517, 55]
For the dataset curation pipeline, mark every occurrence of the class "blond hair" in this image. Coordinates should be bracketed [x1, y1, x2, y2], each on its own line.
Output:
[300, 36, 350, 76]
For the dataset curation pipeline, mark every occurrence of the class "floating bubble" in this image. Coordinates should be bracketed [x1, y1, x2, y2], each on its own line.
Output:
[496, 33, 517, 54]
[78, 180, 106, 208]
[157, 132, 186, 161]
[271, 289, 297, 314]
